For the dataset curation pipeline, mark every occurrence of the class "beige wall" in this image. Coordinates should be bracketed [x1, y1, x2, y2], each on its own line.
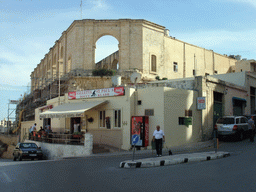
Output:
[33, 86, 206, 150]
[164, 88, 201, 147]
[20, 120, 34, 141]
[31, 19, 237, 92]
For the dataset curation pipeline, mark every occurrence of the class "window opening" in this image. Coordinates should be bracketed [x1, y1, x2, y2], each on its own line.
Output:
[151, 55, 157, 72]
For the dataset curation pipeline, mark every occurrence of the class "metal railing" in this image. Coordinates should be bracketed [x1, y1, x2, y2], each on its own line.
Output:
[23, 132, 84, 145]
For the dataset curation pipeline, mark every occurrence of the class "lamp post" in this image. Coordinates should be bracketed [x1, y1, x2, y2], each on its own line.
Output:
[58, 59, 63, 105]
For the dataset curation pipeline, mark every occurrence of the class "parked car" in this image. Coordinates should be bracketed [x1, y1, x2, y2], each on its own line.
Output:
[214, 116, 249, 141]
[13, 142, 43, 161]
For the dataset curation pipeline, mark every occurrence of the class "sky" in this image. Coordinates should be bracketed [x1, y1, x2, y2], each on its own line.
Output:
[0, 0, 256, 121]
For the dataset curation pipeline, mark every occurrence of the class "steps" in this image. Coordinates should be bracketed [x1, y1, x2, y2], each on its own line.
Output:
[92, 144, 110, 154]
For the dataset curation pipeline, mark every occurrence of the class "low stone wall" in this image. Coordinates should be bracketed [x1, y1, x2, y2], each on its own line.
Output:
[0, 135, 19, 159]
[25, 133, 93, 160]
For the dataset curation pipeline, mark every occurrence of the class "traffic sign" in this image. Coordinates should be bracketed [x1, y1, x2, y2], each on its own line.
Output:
[132, 134, 139, 145]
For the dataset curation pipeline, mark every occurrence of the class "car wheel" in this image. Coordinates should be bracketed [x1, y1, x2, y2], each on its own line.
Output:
[18, 154, 22, 161]
[31, 158, 34, 161]
[38, 157, 43, 160]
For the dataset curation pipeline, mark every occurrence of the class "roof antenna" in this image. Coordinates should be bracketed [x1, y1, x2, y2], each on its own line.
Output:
[80, 0, 83, 19]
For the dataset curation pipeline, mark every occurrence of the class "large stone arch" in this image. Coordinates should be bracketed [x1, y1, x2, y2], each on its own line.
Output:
[69, 19, 144, 72]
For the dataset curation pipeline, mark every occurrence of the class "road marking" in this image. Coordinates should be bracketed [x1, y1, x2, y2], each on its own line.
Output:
[2, 172, 12, 183]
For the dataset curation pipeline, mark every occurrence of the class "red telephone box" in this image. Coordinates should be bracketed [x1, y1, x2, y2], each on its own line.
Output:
[131, 116, 149, 147]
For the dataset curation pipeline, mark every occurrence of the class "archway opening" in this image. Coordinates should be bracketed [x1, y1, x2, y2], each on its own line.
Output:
[95, 35, 119, 70]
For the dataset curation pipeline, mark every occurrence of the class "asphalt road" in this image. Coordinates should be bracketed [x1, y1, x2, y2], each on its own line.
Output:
[1, 138, 256, 192]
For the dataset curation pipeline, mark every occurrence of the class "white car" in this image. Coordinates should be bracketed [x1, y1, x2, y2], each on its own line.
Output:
[214, 116, 249, 141]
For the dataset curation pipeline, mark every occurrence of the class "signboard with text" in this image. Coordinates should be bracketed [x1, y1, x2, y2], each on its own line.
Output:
[68, 87, 125, 100]
[197, 97, 206, 110]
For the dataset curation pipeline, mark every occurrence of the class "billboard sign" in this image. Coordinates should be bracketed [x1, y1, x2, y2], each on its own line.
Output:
[68, 87, 125, 100]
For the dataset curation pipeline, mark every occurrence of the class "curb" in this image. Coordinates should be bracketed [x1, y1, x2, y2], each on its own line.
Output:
[120, 151, 230, 168]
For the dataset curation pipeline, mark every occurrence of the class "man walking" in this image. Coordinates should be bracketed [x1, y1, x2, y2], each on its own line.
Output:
[248, 116, 255, 142]
[153, 125, 165, 157]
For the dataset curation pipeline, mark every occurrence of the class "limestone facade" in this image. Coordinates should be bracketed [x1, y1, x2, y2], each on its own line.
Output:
[30, 19, 237, 92]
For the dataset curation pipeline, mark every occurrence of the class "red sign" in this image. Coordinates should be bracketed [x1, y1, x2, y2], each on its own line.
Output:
[131, 116, 149, 147]
[68, 87, 125, 100]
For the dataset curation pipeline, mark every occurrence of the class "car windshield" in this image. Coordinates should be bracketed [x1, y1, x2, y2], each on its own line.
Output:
[217, 117, 235, 124]
[20, 143, 38, 148]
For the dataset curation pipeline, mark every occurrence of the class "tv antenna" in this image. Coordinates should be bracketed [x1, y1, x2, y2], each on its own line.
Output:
[80, 0, 83, 19]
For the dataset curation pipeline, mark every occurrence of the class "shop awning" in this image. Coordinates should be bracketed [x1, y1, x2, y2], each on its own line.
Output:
[39, 100, 108, 118]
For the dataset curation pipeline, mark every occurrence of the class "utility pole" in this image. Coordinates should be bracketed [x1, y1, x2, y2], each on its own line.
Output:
[80, 0, 83, 19]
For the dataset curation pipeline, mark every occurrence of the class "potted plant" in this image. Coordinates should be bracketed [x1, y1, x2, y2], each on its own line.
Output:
[87, 117, 94, 123]
[72, 132, 83, 138]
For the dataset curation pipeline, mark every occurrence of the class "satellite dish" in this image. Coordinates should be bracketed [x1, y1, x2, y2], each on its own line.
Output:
[130, 72, 142, 84]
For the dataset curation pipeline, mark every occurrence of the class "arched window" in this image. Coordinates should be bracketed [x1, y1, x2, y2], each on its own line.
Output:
[151, 55, 157, 72]
[112, 59, 119, 70]
[67, 56, 72, 72]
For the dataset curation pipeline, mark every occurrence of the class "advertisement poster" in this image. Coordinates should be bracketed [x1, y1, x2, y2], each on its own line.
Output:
[131, 116, 149, 147]
[131, 116, 143, 146]
[68, 87, 125, 100]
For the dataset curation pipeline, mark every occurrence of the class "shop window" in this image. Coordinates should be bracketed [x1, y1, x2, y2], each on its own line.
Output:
[151, 55, 157, 72]
[99, 110, 106, 128]
[173, 62, 178, 72]
[114, 109, 121, 128]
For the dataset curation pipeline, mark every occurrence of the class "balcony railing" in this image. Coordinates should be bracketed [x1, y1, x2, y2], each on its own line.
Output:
[24, 132, 85, 145]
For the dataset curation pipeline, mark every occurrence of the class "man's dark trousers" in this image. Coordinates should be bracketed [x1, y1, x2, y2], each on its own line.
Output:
[155, 138, 163, 155]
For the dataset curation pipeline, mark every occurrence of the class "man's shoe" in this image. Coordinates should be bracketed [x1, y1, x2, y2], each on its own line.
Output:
[156, 155, 159, 157]
[159, 155, 162, 157]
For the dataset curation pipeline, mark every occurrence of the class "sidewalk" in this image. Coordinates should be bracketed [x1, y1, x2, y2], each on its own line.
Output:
[119, 140, 230, 168]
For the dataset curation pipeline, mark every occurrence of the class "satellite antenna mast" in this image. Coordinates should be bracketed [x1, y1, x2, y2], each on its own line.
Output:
[80, 0, 83, 19]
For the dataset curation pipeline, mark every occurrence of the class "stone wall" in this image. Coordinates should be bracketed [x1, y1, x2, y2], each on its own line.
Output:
[0, 135, 19, 159]
[25, 133, 93, 160]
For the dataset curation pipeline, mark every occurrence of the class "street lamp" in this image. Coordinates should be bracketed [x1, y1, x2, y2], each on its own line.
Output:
[58, 59, 63, 105]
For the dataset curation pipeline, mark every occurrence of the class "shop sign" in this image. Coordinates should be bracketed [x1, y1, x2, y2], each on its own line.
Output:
[184, 117, 192, 127]
[197, 97, 206, 110]
[68, 87, 125, 100]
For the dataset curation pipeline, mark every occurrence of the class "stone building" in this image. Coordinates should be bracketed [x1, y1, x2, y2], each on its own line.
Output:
[17, 19, 238, 122]
[17, 19, 248, 150]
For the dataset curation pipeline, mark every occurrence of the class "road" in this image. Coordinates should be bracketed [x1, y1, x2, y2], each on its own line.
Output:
[0, 139, 256, 192]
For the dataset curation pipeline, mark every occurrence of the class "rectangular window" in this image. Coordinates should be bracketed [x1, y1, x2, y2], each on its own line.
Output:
[173, 62, 178, 72]
[151, 55, 157, 72]
[185, 110, 192, 117]
[99, 110, 106, 128]
[114, 109, 121, 128]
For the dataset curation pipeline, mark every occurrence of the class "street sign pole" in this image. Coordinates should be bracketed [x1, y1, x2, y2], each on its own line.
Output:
[132, 144, 136, 161]
[132, 134, 139, 161]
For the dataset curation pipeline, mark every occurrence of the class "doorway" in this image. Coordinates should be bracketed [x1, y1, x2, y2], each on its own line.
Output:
[70, 117, 81, 133]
